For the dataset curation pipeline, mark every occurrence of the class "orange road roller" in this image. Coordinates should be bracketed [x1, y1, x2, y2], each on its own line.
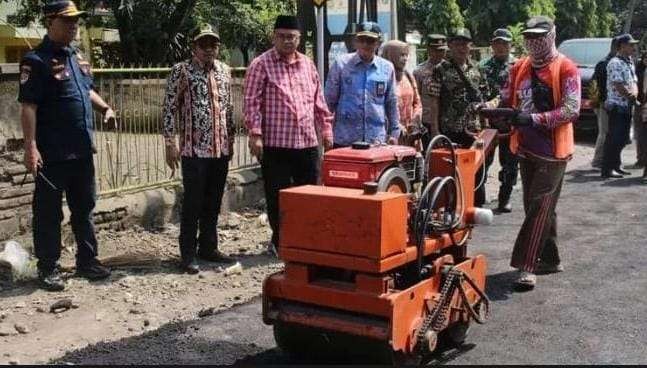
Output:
[262, 131, 497, 364]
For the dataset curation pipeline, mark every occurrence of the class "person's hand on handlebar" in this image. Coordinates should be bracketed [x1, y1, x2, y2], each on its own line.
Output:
[511, 111, 534, 127]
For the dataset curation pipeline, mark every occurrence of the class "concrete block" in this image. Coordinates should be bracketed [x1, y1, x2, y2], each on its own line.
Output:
[0, 185, 34, 199]
[0, 196, 32, 210]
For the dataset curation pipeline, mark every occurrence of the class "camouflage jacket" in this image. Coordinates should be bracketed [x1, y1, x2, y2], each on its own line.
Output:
[413, 60, 441, 134]
[479, 54, 517, 100]
[430, 57, 488, 134]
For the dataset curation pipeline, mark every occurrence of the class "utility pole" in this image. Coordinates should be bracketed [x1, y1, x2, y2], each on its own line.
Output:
[390, 0, 398, 40]
[314, 0, 325, 78]
[624, 0, 637, 33]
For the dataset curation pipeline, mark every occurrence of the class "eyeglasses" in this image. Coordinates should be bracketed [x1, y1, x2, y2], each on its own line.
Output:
[276, 33, 300, 42]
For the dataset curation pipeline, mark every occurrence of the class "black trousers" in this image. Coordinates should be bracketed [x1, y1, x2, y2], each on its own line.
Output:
[443, 131, 494, 207]
[179, 156, 229, 262]
[603, 106, 632, 173]
[510, 156, 566, 272]
[33, 157, 98, 272]
[261, 147, 319, 247]
[498, 136, 519, 203]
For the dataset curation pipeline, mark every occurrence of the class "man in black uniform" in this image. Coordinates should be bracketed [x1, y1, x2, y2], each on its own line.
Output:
[18, 1, 114, 291]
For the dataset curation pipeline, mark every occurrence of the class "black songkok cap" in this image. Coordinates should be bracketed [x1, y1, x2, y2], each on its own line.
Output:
[274, 15, 301, 31]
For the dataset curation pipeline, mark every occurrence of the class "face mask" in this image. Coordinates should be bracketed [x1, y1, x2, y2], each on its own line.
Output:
[524, 28, 558, 68]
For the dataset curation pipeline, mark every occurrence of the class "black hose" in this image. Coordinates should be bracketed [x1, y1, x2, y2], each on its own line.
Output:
[414, 176, 457, 279]
[424, 135, 457, 184]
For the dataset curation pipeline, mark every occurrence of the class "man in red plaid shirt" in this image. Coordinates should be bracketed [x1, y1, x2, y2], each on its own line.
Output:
[244, 15, 333, 255]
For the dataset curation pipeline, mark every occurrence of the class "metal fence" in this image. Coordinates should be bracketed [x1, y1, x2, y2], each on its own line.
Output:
[91, 66, 257, 194]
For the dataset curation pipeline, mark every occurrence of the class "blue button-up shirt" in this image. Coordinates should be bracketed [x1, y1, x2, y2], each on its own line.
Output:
[18, 35, 95, 163]
[325, 52, 400, 146]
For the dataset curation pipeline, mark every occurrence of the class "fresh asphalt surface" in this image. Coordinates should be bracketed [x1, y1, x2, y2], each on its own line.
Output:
[57, 138, 647, 365]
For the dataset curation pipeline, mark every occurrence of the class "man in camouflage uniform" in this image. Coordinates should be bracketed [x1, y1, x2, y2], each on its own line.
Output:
[479, 28, 518, 213]
[414, 34, 448, 151]
[430, 28, 491, 207]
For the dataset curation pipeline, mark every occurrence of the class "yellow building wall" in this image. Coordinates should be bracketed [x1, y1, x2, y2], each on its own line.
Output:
[1, 36, 40, 63]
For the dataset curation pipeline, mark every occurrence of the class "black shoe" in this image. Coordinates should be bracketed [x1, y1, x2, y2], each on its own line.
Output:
[535, 262, 564, 275]
[616, 168, 631, 175]
[497, 200, 512, 213]
[601, 170, 623, 179]
[180, 259, 200, 274]
[198, 251, 236, 264]
[77, 259, 111, 280]
[38, 268, 66, 292]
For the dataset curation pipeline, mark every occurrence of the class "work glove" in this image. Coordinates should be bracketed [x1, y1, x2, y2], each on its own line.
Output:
[511, 111, 534, 127]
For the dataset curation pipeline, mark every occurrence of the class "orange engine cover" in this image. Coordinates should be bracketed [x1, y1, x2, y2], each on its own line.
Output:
[322, 145, 418, 189]
[279, 185, 409, 261]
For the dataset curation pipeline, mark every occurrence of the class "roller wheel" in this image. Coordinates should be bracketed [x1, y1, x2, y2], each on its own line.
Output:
[274, 322, 412, 364]
[377, 167, 411, 193]
[444, 321, 471, 346]
[391, 351, 423, 367]
[273, 322, 316, 360]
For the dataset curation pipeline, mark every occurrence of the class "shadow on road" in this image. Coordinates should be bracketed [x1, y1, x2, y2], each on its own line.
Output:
[601, 176, 645, 187]
[485, 270, 516, 301]
[564, 169, 606, 184]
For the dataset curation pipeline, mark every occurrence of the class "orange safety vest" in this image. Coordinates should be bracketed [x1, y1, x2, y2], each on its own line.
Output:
[510, 55, 575, 159]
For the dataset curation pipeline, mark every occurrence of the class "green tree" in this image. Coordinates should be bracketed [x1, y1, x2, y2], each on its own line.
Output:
[466, 0, 555, 44]
[205, 0, 295, 66]
[3, 0, 200, 64]
[555, 0, 615, 42]
[411, 0, 465, 36]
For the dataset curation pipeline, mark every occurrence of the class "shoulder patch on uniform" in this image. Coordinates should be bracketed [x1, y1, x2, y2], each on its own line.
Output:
[20, 66, 31, 84]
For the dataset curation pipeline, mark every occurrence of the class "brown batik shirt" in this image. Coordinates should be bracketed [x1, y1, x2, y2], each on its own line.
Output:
[163, 58, 234, 158]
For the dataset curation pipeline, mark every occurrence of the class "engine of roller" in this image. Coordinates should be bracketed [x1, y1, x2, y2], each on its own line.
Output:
[262, 130, 497, 364]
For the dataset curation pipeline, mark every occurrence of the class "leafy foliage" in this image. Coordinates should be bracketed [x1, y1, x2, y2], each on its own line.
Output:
[204, 0, 295, 65]
[410, 0, 465, 36]
[465, 0, 555, 44]
[554, 0, 615, 42]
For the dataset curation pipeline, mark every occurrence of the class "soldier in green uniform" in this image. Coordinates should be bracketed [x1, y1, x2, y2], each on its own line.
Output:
[429, 28, 492, 207]
[414, 34, 448, 150]
[479, 28, 518, 213]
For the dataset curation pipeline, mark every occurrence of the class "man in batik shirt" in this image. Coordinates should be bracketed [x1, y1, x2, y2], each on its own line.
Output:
[163, 25, 236, 274]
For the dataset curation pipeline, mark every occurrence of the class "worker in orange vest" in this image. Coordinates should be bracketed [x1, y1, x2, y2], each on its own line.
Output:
[496, 16, 581, 291]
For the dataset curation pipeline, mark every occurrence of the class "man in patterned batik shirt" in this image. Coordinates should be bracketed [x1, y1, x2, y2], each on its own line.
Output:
[163, 25, 236, 274]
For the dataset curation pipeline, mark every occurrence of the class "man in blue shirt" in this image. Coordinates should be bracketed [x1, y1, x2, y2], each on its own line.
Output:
[18, 1, 116, 291]
[325, 22, 400, 147]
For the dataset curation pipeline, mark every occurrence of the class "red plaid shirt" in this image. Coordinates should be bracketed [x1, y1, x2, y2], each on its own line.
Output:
[243, 48, 333, 149]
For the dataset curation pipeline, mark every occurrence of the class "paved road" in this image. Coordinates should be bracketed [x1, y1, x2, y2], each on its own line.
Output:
[57, 143, 647, 365]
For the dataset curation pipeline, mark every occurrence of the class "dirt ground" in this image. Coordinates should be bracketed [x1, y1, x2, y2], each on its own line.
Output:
[0, 206, 280, 365]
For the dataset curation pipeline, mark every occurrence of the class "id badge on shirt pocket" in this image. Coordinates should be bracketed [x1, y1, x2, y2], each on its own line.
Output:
[375, 80, 386, 97]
